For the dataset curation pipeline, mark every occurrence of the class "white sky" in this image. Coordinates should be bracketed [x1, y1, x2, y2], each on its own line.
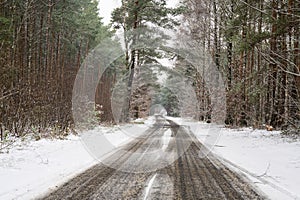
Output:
[98, 0, 121, 25]
[98, 0, 179, 25]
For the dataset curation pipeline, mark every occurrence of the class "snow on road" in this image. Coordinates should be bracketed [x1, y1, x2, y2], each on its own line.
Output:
[1, 117, 299, 200]
[162, 129, 172, 151]
[143, 173, 157, 200]
[170, 117, 300, 200]
[0, 124, 147, 200]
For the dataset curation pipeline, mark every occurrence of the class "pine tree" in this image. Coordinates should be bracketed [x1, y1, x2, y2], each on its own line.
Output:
[111, 0, 183, 122]
[0, 0, 112, 138]
[181, 0, 300, 129]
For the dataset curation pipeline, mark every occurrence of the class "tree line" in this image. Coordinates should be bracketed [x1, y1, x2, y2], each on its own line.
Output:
[1, 0, 299, 140]
[0, 0, 111, 139]
[110, 0, 299, 130]
[181, 0, 300, 129]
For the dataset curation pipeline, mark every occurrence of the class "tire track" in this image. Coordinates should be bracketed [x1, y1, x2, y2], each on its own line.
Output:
[40, 119, 266, 200]
[40, 126, 160, 200]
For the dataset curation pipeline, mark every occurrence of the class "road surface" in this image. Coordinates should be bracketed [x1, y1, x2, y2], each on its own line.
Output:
[40, 118, 265, 200]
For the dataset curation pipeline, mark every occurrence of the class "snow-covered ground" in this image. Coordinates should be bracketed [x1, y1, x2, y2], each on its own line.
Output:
[0, 123, 148, 200]
[1, 117, 299, 200]
[212, 128, 300, 200]
[169, 117, 300, 200]
[0, 134, 95, 200]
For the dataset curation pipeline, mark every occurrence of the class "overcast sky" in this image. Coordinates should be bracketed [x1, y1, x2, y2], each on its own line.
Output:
[98, 0, 179, 25]
[98, 0, 121, 25]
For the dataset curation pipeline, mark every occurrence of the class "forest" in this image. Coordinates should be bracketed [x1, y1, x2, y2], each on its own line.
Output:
[0, 0, 299, 140]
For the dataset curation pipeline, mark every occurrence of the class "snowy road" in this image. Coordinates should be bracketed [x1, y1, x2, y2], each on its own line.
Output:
[40, 118, 265, 199]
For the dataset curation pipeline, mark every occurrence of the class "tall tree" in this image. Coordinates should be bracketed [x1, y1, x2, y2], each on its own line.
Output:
[111, 0, 183, 122]
[181, 0, 300, 129]
[0, 0, 112, 138]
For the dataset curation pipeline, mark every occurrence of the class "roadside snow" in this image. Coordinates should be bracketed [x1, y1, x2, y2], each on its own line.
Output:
[0, 135, 96, 200]
[0, 123, 149, 200]
[172, 117, 300, 200]
[1, 117, 299, 200]
[81, 124, 148, 161]
[212, 128, 300, 200]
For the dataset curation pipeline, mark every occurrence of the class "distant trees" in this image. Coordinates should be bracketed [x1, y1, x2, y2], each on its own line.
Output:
[0, 0, 110, 139]
[181, 0, 300, 129]
[154, 87, 180, 117]
[111, 0, 183, 122]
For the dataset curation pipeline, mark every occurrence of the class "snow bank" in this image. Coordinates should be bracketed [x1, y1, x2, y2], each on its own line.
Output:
[174, 117, 300, 200]
[213, 128, 300, 200]
[0, 123, 148, 200]
[0, 135, 95, 200]
[80, 124, 148, 161]
[2, 117, 298, 200]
